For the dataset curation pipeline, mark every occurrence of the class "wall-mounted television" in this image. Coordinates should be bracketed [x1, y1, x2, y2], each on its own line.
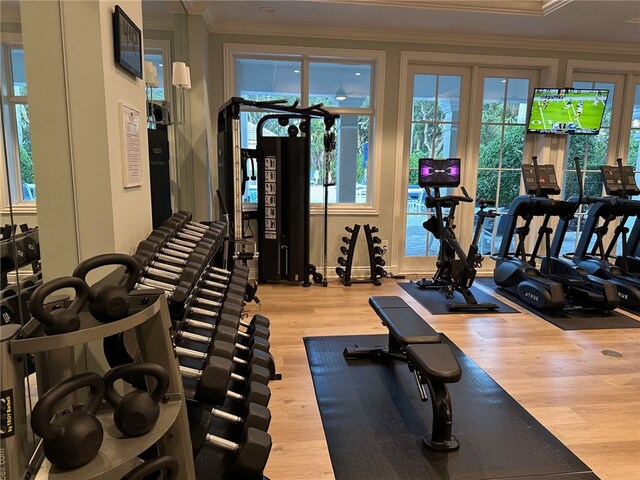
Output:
[113, 5, 143, 79]
[527, 88, 608, 135]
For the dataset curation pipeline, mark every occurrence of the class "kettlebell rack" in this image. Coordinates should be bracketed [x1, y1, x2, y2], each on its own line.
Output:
[7, 291, 197, 479]
[335, 224, 387, 286]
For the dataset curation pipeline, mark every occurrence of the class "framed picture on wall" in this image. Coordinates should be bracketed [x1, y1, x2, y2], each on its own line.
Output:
[113, 5, 143, 79]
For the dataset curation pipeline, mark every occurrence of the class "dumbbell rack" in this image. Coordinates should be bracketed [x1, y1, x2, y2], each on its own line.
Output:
[5, 291, 199, 479]
[336, 224, 385, 286]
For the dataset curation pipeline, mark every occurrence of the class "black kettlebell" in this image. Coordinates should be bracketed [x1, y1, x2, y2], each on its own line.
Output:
[121, 455, 178, 480]
[28, 277, 93, 335]
[31, 372, 105, 469]
[72, 253, 141, 323]
[104, 362, 170, 437]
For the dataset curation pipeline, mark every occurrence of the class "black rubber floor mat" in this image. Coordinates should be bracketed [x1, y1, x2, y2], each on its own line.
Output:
[398, 281, 519, 314]
[305, 334, 597, 480]
[475, 277, 640, 330]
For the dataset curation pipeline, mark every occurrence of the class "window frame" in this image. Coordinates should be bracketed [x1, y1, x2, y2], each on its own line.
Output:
[224, 43, 386, 215]
[1, 38, 36, 212]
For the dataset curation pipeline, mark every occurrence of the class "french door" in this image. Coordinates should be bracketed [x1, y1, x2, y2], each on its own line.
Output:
[397, 64, 538, 273]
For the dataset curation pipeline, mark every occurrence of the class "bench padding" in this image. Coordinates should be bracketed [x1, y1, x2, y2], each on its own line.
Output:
[369, 296, 440, 345]
[406, 344, 462, 382]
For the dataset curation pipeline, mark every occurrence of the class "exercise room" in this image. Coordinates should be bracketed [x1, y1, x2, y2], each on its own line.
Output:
[1, 1, 639, 479]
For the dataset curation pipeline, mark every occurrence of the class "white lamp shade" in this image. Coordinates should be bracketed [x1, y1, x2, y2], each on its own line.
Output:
[183, 66, 191, 90]
[144, 61, 158, 87]
[172, 62, 189, 87]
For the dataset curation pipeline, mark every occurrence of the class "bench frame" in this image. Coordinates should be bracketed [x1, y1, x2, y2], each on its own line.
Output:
[343, 296, 461, 451]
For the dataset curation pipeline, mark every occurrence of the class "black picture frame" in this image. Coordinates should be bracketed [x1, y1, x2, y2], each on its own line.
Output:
[113, 5, 142, 79]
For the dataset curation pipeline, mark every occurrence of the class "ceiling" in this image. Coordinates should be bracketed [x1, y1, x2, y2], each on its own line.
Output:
[176, 0, 640, 47]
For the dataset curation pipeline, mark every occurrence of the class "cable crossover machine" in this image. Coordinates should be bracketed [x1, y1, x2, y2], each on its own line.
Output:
[217, 97, 339, 287]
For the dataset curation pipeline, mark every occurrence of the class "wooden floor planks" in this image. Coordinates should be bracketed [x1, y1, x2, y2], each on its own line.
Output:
[243, 279, 640, 480]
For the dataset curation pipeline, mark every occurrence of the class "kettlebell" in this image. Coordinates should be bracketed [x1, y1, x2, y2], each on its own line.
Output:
[72, 253, 141, 323]
[31, 372, 105, 469]
[28, 276, 93, 335]
[121, 455, 178, 480]
[104, 362, 170, 437]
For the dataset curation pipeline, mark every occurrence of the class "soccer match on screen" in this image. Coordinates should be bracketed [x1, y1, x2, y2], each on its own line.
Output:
[527, 88, 608, 135]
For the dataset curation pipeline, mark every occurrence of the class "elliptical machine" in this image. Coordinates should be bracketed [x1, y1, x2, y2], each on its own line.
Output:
[415, 158, 498, 312]
[493, 157, 566, 311]
[540, 157, 619, 311]
[569, 159, 640, 309]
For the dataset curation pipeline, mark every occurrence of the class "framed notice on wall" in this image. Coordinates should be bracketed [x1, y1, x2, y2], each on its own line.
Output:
[120, 103, 143, 187]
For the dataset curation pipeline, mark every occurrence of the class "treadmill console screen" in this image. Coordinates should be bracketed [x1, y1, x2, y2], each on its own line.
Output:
[521, 164, 561, 195]
[418, 158, 461, 188]
[601, 165, 640, 197]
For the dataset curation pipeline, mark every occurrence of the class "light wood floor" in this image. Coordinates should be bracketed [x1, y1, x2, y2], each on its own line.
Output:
[243, 277, 640, 480]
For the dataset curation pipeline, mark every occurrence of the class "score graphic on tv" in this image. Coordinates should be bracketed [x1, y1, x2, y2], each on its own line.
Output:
[527, 88, 608, 135]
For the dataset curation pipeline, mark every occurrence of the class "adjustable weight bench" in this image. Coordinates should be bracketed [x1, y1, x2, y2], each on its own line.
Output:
[343, 296, 461, 451]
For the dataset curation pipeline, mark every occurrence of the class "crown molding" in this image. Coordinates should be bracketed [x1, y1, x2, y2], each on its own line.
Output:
[291, 0, 548, 16]
[209, 20, 640, 56]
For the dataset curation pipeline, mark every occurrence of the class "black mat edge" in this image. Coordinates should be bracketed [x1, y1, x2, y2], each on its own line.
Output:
[397, 281, 520, 315]
[475, 278, 640, 330]
[304, 334, 597, 480]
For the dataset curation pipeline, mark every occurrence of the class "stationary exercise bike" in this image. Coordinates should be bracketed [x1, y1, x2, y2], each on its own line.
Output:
[415, 158, 498, 311]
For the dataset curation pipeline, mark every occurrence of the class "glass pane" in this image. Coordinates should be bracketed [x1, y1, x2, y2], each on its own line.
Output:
[412, 75, 437, 121]
[476, 169, 499, 206]
[505, 78, 529, 124]
[10, 48, 27, 96]
[479, 124, 501, 168]
[501, 125, 525, 168]
[584, 171, 604, 197]
[236, 58, 301, 103]
[437, 76, 461, 123]
[439, 124, 458, 158]
[627, 83, 640, 169]
[498, 170, 521, 209]
[482, 77, 505, 123]
[560, 217, 579, 254]
[405, 214, 440, 257]
[310, 115, 369, 204]
[309, 62, 371, 109]
[143, 52, 165, 100]
[15, 104, 35, 200]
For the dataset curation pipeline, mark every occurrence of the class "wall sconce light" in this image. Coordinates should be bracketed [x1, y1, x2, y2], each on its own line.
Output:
[144, 61, 161, 125]
[172, 62, 191, 125]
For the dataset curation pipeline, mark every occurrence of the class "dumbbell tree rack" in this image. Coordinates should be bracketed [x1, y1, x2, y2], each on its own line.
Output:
[336, 224, 383, 286]
[8, 291, 198, 479]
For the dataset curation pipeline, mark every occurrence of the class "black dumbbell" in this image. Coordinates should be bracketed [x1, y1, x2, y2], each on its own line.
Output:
[180, 356, 270, 406]
[157, 223, 223, 247]
[135, 255, 198, 288]
[0, 294, 20, 325]
[188, 403, 272, 479]
[178, 319, 271, 355]
[170, 281, 244, 311]
[147, 230, 213, 259]
[375, 257, 385, 266]
[342, 236, 352, 244]
[345, 226, 355, 233]
[196, 400, 271, 433]
[370, 226, 379, 233]
[340, 246, 349, 256]
[375, 266, 387, 277]
[177, 337, 275, 379]
[20, 272, 42, 289]
[186, 306, 270, 340]
[373, 246, 385, 255]
[176, 315, 269, 354]
[137, 239, 198, 264]
[372, 236, 382, 244]
[335, 267, 345, 278]
[136, 248, 206, 273]
[176, 339, 273, 379]
[337, 257, 347, 267]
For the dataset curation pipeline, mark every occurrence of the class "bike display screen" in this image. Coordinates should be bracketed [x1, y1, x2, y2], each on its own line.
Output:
[418, 158, 461, 188]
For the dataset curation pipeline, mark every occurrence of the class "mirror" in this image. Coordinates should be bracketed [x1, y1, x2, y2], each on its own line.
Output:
[142, 0, 193, 218]
[1, 0, 42, 329]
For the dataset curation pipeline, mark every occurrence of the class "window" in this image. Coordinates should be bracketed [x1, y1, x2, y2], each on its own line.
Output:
[1, 46, 34, 203]
[405, 73, 462, 257]
[477, 76, 530, 255]
[229, 46, 382, 208]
